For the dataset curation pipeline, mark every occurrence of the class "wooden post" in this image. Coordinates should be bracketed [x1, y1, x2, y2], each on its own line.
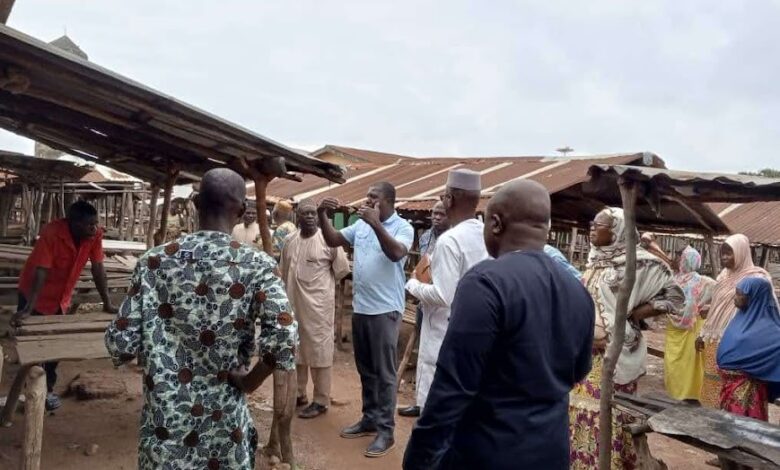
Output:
[705, 233, 719, 276]
[21, 366, 46, 470]
[335, 278, 346, 351]
[759, 245, 770, 268]
[568, 226, 578, 263]
[117, 192, 126, 240]
[146, 185, 160, 249]
[253, 176, 273, 255]
[59, 181, 65, 218]
[0, 0, 16, 24]
[1, 365, 31, 426]
[265, 369, 297, 466]
[397, 323, 417, 391]
[155, 171, 178, 246]
[598, 180, 638, 470]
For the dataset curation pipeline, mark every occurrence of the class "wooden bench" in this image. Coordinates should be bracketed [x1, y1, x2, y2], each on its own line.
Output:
[0, 313, 115, 470]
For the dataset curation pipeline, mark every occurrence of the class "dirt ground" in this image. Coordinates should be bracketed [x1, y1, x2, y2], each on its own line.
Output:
[0, 321, 776, 469]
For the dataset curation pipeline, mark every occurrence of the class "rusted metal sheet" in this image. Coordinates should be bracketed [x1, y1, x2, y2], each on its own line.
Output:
[0, 24, 345, 185]
[0, 150, 92, 182]
[713, 201, 780, 247]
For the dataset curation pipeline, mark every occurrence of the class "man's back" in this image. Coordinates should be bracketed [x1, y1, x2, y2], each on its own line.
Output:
[404, 251, 594, 470]
[106, 231, 296, 469]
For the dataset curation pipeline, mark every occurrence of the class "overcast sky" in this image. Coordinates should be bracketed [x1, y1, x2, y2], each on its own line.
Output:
[1, 1, 778, 172]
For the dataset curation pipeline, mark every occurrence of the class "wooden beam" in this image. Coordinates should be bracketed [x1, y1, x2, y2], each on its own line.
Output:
[155, 169, 178, 245]
[0, 0, 15, 24]
[146, 185, 159, 248]
[598, 180, 638, 470]
[254, 175, 274, 255]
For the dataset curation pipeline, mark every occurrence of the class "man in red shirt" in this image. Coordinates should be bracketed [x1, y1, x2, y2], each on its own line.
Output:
[14, 200, 118, 410]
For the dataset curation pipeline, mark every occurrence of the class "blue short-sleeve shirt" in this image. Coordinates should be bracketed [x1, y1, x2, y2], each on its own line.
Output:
[341, 212, 414, 315]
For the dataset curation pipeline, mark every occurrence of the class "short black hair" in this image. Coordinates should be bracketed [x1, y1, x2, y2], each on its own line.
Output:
[372, 181, 396, 204]
[67, 200, 98, 222]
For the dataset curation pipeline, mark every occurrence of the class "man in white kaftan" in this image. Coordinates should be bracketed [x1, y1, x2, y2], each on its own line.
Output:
[279, 200, 350, 419]
[405, 169, 488, 410]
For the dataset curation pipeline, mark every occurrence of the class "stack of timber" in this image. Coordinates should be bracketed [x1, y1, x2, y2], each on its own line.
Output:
[615, 392, 780, 469]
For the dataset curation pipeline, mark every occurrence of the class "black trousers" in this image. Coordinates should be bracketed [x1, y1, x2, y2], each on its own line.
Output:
[18, 294, 59, 393]
[352, 311, 402, 436]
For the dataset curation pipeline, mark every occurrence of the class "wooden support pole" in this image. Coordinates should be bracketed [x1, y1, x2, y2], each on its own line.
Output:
[759, 245, 770, 268]
[397, 323, 417, 391]
[705, 233, 719, 276]
[21, 366, 46, 470]
[1, 364, 31, 426]
[598, 180, 638, 470]
[265, 369, 297, 466]
[253, 176, 274, 255]
[568, 226, 578, 263]
[0, 0, 16, 24]
[146, 185, 160, 249]
[155, 171, 178, 246]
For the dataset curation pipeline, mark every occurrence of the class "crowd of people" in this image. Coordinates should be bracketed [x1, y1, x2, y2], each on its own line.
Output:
[12, 164, 779, 469]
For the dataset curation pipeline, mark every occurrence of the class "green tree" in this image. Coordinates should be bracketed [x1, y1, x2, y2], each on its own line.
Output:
[738, 168, 780, 178]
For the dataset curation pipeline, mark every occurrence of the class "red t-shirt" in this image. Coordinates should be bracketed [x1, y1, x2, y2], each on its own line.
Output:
[17, 219, 105, 315]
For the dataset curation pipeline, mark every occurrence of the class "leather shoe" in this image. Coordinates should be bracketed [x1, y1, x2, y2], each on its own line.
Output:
[365, 434, 395, 458]
[340, 421, 377, 439]
[398, 405, 420, 417]
[298, 402, 327, 419]
[296, 395, 308, 407]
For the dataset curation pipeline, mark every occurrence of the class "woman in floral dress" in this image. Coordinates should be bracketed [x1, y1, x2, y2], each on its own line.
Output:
[569, 208, 684, 469]
[664, 246, 714, 401]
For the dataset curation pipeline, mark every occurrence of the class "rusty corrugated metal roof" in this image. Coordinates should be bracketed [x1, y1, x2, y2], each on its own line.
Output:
[710, 202, 780, 246]
[267, 152, 658, 208]
[311, 145, 412, 165]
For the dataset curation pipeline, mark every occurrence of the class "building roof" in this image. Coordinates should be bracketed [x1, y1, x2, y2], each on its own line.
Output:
[0, 150, 92, 181]
[0, 24, 345, 185]
[709, 202, 780, 247]
[260, 150, 660, 205]
[49, 34, 88, 59]
[311, 145, 412, 165]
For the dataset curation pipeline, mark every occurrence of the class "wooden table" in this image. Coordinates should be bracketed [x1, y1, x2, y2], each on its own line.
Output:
[0, 313, 115, 469]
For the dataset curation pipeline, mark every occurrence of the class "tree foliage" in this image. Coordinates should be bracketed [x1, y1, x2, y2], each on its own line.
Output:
[738, 168, 780, 178]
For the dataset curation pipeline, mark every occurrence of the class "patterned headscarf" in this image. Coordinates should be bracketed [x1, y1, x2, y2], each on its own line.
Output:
[671, 246, 715, 330]
[587, 207, 627, 267]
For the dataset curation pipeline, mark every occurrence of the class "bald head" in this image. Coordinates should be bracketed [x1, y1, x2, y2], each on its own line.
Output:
[484, 180, 550, 257]
[196, 168, 247, 231]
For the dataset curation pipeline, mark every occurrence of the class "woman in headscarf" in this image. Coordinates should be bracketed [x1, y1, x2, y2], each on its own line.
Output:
[569, 208, 684, 470]
[696, 234, 771, 408]
[716, 276, 780, 421]
[664, 246, 715, 401]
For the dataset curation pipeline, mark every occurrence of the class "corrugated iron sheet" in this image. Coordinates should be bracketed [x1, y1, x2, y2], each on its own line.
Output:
[711, 202, 780, 246]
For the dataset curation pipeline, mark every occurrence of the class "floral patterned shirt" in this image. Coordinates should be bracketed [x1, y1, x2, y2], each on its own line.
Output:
[105, 231, 297, 470]
[272, 221, 297, 260]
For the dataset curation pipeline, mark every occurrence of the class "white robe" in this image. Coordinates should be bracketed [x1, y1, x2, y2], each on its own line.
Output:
[405, 218, 488, 409]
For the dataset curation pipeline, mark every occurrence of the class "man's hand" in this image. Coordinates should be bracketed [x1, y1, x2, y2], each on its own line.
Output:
[11, 306, 32, 327]
[695, 336, 705, 353]
[318, 197, 341, 213]
[103, 303, 119, 314]
[630, 303, 655, 322]
[357, 203, 381, 228]
[228, 366, 250, 393]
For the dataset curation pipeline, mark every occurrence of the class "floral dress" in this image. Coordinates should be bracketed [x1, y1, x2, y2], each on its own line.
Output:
[105, 231, 297, 470]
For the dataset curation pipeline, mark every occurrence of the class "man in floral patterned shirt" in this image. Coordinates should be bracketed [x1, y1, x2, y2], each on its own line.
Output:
[106, 168, 297, 470]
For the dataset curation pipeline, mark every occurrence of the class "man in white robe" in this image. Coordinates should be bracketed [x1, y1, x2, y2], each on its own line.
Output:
[405, 169, 488, 412]
[279, 200, 350, 419]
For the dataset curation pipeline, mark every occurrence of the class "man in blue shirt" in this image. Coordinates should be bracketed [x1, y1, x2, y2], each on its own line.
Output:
[318, 182, 414, 458]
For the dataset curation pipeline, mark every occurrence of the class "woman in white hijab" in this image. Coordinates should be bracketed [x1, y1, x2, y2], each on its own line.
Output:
[569, 207, 684, 470]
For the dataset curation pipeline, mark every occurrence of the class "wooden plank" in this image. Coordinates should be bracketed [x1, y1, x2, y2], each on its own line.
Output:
[0, 291, 126, 306]
[15, 337, 110, 365]
[647, 406, 780, 466]
[15, 332, 106, 343]
[16, 321, 110, 336]
[17, 313, 116, 326]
